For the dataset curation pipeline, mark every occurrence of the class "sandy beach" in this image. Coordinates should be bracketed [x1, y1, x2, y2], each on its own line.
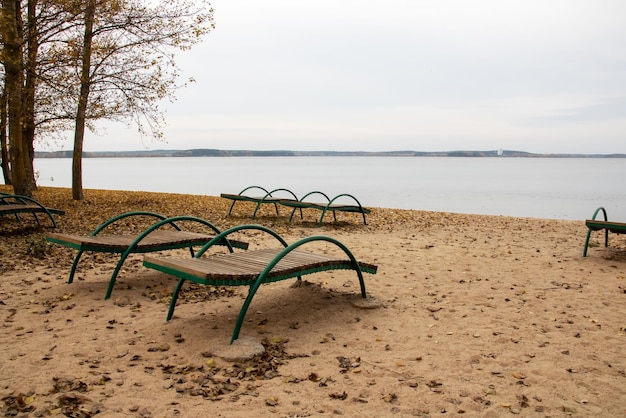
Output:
[1, 186, 625, 417]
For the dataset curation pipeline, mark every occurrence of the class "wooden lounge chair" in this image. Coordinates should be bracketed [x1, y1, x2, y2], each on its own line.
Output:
[220, 186, 299, 219]
[46, 212, 248, 299]
[142, 224, 378, 343]
[0, 193, 65, 228]
[583, 207, 626, 256]
[279, 191, 371, 226]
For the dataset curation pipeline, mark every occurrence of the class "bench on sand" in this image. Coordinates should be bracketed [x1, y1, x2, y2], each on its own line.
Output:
[279, 191, 371, 226]
[220, 187, 371, 225]
[142, 224, 378, 343]
[0, 193, 65, 228]
[46, 212, 248, 299]
[583, 207, 626, 256]
[220, 186, 299, 220]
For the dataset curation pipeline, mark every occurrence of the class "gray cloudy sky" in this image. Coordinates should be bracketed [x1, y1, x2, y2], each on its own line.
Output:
[78, 0, 626, 153]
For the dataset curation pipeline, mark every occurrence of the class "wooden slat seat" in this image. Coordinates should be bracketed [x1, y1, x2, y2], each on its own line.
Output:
[144, 248, 377, 284]
[142, 224, 378, 344]
[280, 201, 371, 213]
[46, 212, 248, 299]
[585, 219, 626, 234]
[47, 230, 245, 253]
[0, 204, 65, 216]
[219, 193, 286, 204]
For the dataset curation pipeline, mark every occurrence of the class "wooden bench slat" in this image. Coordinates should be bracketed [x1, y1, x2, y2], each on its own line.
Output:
[47, 230, 247, 252]
[585, 220, 626, 233]
[0, 204, 65, 216]
[157, 249, 341, 282]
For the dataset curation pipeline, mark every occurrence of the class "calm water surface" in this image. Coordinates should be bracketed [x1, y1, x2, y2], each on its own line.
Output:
[33, 157, 625, 220]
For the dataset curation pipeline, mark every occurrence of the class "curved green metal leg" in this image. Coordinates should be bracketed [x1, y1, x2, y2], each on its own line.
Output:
[36, 210, 59, 227]
[317, 208, 329, 226]
[231, 283, 263, 343]
[288, 208, 297, 223]
[583, 230, 592, 257]
[287, 207, 304, 223]
[584, 207, 609, 257]
[167, 278, 187, 321]
[316, 208, 337, 226]
[67, 250, 85, 284]
[251, 201, 280, 220]
[104, 251, 133, 299]
[227, 201, 237, 216]
[31, 213, 42, 226]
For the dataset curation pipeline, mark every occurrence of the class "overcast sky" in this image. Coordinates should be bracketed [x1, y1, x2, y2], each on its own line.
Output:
[62, 0, 626, 153]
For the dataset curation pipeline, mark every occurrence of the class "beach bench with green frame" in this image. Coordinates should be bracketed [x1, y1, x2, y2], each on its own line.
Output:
[583, 207, 626, 256]
[279, 191, 371, 226]
[142, 224, 378, 343]
[0, 193, 65, 228]
[46, 211, 248, 299]
[220, 186, 299, 219]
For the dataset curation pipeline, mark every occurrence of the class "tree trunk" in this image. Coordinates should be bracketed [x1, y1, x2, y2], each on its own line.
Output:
[72, 0, 96, 200]
[1, 0, 31, 196]
[23, 0, 39, 189]
[0, 87, 12, 185]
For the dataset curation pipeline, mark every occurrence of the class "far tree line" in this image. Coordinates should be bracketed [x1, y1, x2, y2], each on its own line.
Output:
[1, 0, 214, 199]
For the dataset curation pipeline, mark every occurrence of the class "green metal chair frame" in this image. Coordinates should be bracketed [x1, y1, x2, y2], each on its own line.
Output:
[142, 224, 378, 343]
[583, 207, 626, 256]
[46, 211, 248, 299]
[220, 186, 299, 219]
[280, 191, 371, 226]
[0, 193, 65, 227]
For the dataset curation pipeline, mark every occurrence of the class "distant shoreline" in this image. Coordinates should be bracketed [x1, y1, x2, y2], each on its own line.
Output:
[34, 149, 626, 158]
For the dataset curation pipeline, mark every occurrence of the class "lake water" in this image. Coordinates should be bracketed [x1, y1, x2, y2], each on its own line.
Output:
[33, 156, 625, 220]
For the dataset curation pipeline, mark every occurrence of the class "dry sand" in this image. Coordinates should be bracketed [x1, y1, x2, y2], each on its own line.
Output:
[1, 186, 625, 417]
